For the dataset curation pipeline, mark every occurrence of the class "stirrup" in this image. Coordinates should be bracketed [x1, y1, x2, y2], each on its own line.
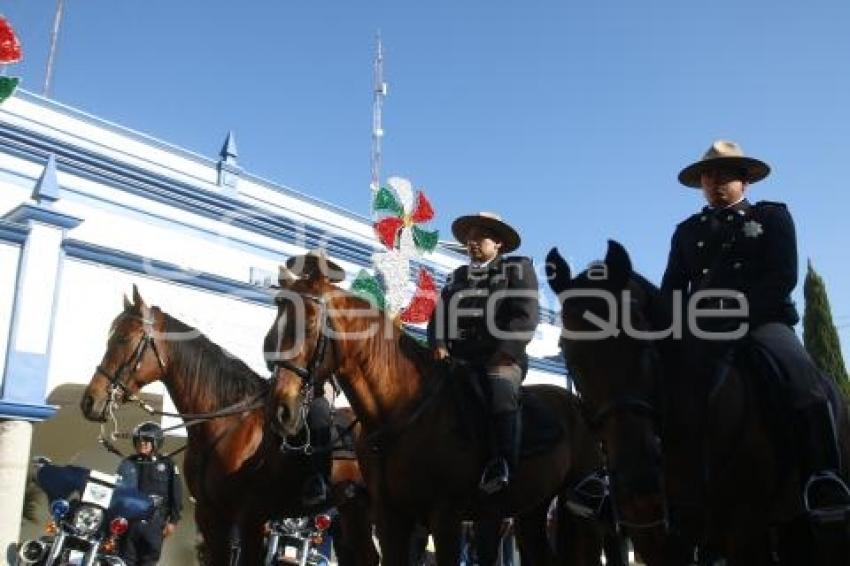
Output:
[565, 471, 609, 520]
[479, 459, 509, 495]
[803, 471, 850, 524]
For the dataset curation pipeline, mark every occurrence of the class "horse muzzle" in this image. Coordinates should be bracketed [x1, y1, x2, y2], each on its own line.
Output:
[272, 402, 303, 438]
[80, 393, 110, 423]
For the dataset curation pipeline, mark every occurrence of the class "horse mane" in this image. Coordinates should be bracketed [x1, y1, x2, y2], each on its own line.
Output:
[158, 309, 268, 408]
[330, 288, 435, 396]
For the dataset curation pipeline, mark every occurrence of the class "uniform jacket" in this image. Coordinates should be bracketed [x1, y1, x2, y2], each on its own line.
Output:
[118, 454, 183, 524]
[427, 255, 540, 365]
[661, 199, 799, 327]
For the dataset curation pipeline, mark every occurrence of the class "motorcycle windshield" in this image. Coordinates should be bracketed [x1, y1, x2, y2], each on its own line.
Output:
[36, 464, 90, 502]
[109, 487, 153, 521]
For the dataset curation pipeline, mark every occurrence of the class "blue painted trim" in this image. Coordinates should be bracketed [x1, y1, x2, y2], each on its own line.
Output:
[0, 219, 28, 244]
[220, 131, 238, 163]
[529, 356, 566, 374]
[3, 203, 83, 230]
[2, 351, 49, 401]
[0, 93, 557, 323]
[0, 121, 378, 264]
[62, 239, 563, 371]
[11, 89, 373, 225]
[33, 154, 60, 203]
[0, 399, 58, 422]
[63, 239, 274, 305]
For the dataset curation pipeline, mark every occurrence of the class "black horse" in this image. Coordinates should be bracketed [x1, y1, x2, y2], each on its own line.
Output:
[546, 240, 850, 565]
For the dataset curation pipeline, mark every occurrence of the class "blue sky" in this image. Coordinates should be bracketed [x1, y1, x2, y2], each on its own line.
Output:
[4, 1, 850, 356]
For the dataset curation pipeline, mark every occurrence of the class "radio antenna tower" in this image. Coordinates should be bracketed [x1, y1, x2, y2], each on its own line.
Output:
[44, 0, 66, 98]
[370, 34, 387, 193]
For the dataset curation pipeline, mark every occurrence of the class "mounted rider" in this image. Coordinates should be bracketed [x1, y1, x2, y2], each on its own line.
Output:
[661, 140, 850, 522]
[428, 212, 540, 495]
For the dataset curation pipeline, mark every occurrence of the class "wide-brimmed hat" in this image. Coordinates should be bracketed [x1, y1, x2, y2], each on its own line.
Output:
[678, 140, 771, 188]
[285, 248, 346, 283]
[451, 212, 521, 254]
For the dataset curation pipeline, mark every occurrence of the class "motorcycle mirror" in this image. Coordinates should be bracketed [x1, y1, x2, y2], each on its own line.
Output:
[32, 456, 51, 466]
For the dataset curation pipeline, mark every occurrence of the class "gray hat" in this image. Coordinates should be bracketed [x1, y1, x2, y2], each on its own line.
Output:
[678, 140, 770, 188]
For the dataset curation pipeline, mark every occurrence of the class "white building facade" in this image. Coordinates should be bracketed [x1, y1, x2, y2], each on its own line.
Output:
[0, 90, 566, 561]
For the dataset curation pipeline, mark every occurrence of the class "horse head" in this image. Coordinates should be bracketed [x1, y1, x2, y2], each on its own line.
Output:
[547, 240, 670, 533]
[265, 265, 344, 438]
[80, 284, 169, 422]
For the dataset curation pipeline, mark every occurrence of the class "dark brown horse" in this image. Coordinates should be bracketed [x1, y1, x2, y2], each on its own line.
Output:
[80, 286, 379, 566]
[546, 240, 850, 565]
[263, 266, 618, 566]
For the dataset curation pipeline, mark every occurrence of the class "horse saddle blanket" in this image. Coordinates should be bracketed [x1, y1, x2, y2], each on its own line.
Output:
[454, 363, 564, 457]
[518, 388, 565, 458]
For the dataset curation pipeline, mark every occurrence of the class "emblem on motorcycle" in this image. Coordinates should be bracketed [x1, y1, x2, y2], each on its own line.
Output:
[742, 220, 763, 238]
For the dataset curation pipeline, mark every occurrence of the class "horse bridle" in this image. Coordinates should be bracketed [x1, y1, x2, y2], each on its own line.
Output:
[269, 291, 333, 453]
[96, 314, 167, 404]
[577, 342, 670, 533]
[585, 346, 661, 431]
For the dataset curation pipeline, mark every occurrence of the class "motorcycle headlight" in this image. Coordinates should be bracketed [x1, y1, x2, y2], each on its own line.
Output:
[18, 539, 48, 564]
[282, 517, 310, 532]
[71, 505, 104, 536]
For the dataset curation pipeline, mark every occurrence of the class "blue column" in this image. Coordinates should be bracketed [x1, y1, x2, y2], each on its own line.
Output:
[0, 154, 83, 420]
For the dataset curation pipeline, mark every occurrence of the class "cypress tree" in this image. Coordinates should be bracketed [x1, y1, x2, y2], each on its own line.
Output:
[803, 260, 850, 398]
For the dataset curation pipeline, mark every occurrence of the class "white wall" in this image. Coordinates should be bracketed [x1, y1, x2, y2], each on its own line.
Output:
[48, 259, 277, 432]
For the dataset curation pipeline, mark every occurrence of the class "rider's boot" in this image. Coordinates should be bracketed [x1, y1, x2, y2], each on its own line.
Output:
[480, 411, 520, 495]
[798, 401, 850, 524]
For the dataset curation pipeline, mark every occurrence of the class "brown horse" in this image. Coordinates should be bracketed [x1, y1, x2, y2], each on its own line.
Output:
[263, 266, 618, 566]
[80, 285, 379, 566]
[546, 240, 850, 565]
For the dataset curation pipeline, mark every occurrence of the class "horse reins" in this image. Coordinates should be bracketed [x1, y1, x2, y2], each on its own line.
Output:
[96, 312, 267, 456]
[576, 342, 670, 532]
[268, 292, 334, 454]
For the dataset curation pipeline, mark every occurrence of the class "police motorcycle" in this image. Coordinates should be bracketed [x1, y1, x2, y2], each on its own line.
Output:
[263, 512, 333, 566]
[18, 458, 153, 566]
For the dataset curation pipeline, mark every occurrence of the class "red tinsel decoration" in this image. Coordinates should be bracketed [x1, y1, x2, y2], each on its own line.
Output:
[400, 269, 438, 323]
[410, 192, 435, 224]
[0, 18, 22, 64]
[374, 217, 405, 249]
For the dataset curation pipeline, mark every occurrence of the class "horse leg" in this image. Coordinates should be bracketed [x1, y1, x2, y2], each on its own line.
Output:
[374, 510, 416, 566]
[552, 496, 602, 566]
[236, 515, 265, 566]
[430, 507, 462, 566]
[722, 514, 773, 566]
[195, 506, 233, 566]
[227, 523, 242, 566]
[601, 531, 628, 566]
[515, 499, 557, 566]
[334, 484, 379, 566]
[474, 513, 503, 566]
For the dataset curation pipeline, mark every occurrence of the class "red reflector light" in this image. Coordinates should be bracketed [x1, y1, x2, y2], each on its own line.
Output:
[110, 517, 129, 536]
[314, 514, 332, 532]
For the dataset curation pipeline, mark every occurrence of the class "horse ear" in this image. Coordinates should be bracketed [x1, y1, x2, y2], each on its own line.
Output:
[132, 284, 146, 308]
[604, 240, 632, 291]
[123, 293, 132, 311]
[278, 265, 297, 288]
[546, 247, 572, 295]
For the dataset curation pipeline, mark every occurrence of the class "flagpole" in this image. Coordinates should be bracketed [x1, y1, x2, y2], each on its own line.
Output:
[44, 0, 65, 98]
